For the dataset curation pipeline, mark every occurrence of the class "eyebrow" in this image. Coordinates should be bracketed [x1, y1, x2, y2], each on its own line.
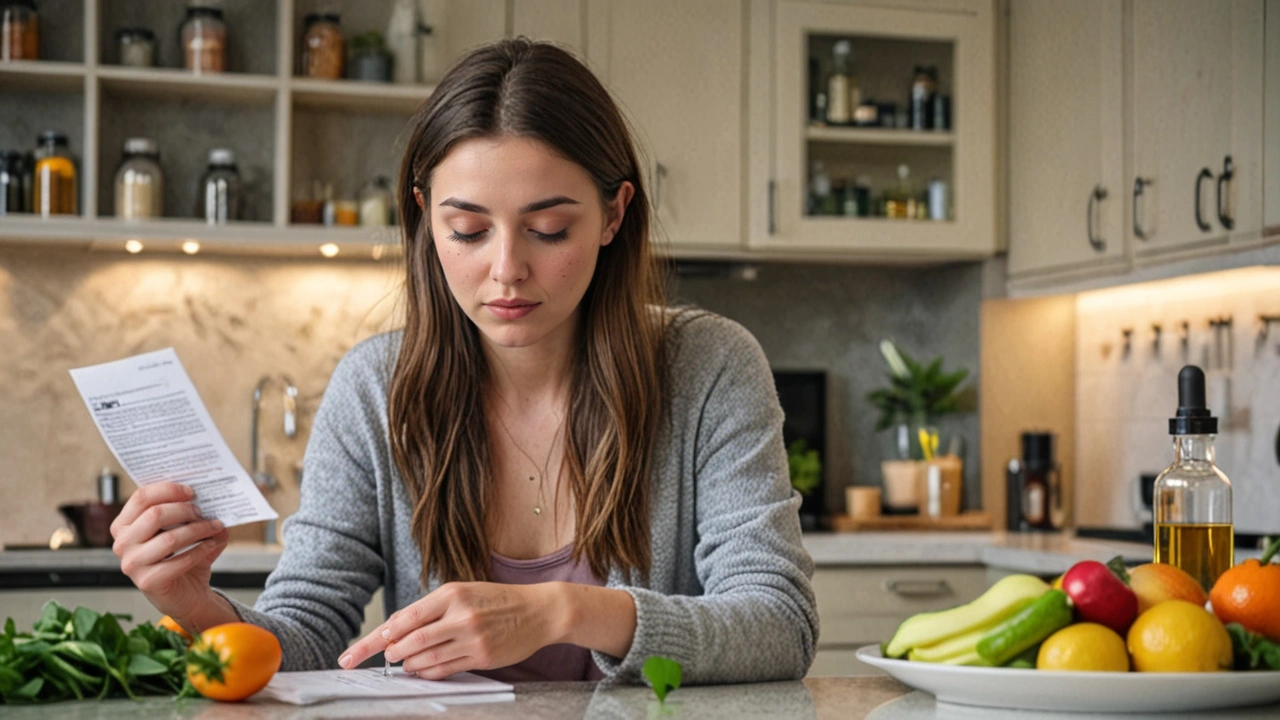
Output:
[437, 196, 581, 215]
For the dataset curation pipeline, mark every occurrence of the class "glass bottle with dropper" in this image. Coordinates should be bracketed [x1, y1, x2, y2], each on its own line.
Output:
[1153, 365, 1233, 591]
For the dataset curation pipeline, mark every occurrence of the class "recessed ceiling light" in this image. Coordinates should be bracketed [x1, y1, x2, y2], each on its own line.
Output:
[319, 243, 340, 258]
[181, 241, 201, 255]
[124, 240, 143, 254]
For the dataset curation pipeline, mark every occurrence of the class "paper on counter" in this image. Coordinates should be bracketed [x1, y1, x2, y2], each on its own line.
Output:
[69, 347, 277, 528]
[250, 668, 514, 706]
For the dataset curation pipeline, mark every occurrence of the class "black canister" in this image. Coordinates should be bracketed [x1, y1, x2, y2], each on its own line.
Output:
[97, 467, 121, 505]
[0, 150, 33, 213]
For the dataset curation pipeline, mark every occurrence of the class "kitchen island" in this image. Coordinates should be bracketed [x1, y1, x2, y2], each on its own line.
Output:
[1, 676, 1277, 719]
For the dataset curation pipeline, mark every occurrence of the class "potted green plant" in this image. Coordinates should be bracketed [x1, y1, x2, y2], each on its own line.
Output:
[348, 31, 393, 83]
[866, 340, 970, 512]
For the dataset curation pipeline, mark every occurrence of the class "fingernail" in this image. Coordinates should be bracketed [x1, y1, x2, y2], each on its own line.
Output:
[380, 627, 391, 640]
[339, 654, 352, 668]
[184, 485, 196, 498]
[211, 519, 224, 530]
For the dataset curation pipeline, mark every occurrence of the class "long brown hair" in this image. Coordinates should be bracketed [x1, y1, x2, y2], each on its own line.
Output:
[388, 38, 666, 585]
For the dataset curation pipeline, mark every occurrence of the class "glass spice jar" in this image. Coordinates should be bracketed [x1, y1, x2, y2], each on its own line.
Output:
[302, 13, 344, 80]
[116, 28, 156, 68]
[114, 138, 164, 220]
[1, 0, 38, 61]
[181, 3, 227, 74]
[33, 130, 77, 217]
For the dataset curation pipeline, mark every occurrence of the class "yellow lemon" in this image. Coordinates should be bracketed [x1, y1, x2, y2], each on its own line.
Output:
[1036, 623, 1130, 671]
[1127, 599, 1232, 672]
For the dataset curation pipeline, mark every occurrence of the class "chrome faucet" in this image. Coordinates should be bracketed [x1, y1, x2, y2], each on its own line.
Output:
[252, 374, 298, 544]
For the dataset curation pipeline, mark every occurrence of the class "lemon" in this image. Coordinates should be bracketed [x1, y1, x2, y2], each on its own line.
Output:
[1036, 623, 1130, 671]
[1127, 599, 1232, 672]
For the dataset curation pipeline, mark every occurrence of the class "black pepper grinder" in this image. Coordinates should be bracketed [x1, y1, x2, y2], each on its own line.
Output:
[1007, 432, 1059, 531]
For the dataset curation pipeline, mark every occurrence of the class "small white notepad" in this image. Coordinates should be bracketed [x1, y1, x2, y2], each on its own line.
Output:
[250, 668, 514, 706]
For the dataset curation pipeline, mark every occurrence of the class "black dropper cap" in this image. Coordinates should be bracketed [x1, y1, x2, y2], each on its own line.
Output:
[1169, 365, 1217, 435]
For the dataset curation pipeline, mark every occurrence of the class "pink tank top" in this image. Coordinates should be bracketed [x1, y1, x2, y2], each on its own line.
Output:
[474, 544, 607, 682]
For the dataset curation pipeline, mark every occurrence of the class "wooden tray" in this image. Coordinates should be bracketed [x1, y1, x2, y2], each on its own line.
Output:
[830, 510, 993, 532]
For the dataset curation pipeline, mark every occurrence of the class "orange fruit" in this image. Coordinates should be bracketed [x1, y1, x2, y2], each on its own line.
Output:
[1037, 623, 1130, 672]
[158, 614, 193, 642]
[1129, 563, 1208, 615]
[1127, 600, 1232, 672]
[1209, 538, 1280, 641]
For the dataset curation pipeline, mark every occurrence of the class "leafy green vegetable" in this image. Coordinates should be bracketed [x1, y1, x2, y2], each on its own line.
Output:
[1, 600, 194, 704]
[787, 440, 822, 497]
[1227, 623, 1280, 671]
[642, 656, 682, 704]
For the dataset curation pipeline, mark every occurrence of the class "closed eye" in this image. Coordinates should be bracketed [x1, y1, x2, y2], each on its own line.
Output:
[447, 229, 486, 243]
[533, 228, 569, 242]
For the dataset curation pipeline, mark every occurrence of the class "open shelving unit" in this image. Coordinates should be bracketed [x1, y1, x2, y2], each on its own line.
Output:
[0, 0, 457, 260]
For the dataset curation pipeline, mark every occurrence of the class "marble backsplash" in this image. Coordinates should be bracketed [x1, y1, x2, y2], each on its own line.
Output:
[1074, 267, 1280, 535]
[0, 246, 403, 546]
[0, 246, 984, 546]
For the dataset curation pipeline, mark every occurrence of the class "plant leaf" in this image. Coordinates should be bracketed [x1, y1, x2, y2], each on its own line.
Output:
[127, 654, 171, 677]
[13, 677, 44, 700]
[643, 656, 682, 704]
[72, 607, 100, 641]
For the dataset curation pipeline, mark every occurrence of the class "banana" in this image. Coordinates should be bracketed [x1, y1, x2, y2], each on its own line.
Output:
[906, 624, 990, 663]
[884, 574, 1050, 658]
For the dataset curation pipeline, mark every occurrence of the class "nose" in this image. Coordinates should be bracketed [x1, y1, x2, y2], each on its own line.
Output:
[489, 228, 529, 286]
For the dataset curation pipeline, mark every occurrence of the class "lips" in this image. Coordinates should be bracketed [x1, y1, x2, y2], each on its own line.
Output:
[485, 299, 539, 320]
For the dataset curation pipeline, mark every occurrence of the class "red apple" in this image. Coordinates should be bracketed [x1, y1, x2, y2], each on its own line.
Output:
[1128, 563, 1209, 614]
[1061, 560, 1139, 635]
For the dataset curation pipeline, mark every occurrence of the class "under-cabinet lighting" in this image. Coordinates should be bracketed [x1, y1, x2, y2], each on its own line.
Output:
[319, 243, 340, 258]
[181, 241, 201, 255]
[371, 244, 385, 261]
[124, 240, 143, 254]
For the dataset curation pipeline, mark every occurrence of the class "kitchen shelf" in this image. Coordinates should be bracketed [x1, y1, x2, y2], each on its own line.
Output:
[96, 67, 279, 105]
[806, 126, 954, 147]
[0, 61, 87, 93]
[0, 215, 402, 259]
[290, 78, 434, 114]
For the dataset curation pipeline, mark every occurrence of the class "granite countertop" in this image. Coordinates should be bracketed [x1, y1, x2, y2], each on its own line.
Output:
[1, 532, 1260, 577]
[0, 678, 1275, 719]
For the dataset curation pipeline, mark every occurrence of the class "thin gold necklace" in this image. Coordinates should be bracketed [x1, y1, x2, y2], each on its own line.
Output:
[491, 409, 565, 516]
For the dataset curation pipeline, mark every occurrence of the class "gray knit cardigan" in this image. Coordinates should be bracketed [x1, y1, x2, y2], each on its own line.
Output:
[220, 310, 818, 684]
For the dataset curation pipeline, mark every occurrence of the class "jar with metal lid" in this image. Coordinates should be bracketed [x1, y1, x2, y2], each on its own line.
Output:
[302, 13, 344, 79]
[33, 130, 77, 217]
[114, 138, 164, 220]
[358, 176, 391, 226]
[181, 3, 227, 74]
[1, 0, 38, 61]
[0, 150, 27, 214]
[197, 148, 240, 224]
[116, 28, 156, 67]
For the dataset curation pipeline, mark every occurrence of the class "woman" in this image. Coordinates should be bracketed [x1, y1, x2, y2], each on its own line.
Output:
[110, 38, 817, 684]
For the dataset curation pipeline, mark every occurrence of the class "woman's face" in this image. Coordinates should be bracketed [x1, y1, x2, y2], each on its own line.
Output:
[420, 135, 632, 351]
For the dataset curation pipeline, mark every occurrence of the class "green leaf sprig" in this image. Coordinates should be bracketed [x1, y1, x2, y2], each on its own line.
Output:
[642, 655, 682, 704]
[787, 440, 822, 497]
[1, 600, 194, 704]
[1227, 623, 1280, 671]
[866, 340, 970, 432]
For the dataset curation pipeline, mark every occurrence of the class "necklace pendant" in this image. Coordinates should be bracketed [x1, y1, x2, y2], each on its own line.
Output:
[533, 506, 542, 515]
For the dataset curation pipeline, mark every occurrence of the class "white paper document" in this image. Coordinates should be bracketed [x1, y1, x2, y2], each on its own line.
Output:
[69, 347, 277, 528]
[251, 668, 515, 706]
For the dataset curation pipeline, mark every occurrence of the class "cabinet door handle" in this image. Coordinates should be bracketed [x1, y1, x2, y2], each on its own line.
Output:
[767, 180, 776, 235]
[1216, 155, 1235, 231]
[653, 162, 668, 212]
[1087, 184, 1107, 252]
[1195, 167, 1213, 232]
[884, 579, 952, 598]
[1132, 177, 1152, 240]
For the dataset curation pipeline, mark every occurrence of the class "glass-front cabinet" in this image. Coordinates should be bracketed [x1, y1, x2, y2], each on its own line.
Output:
[749, 0, 996, 259]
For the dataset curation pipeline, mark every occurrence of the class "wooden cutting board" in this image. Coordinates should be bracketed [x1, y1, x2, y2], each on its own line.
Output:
[830, 510, 993, 532]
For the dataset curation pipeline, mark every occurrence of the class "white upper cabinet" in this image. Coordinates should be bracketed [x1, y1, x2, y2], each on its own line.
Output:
[1268, 0, 1280, 234]
[585, 0, 746, 251]
[510, 0, 585, 57]
[748, 0, 997, 260]
[1129, 0, 1264, 257]
[1006, 0, 1126, 279]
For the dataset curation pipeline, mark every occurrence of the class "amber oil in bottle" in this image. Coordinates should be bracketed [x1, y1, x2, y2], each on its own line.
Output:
[1153, 366, 1233, 591]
